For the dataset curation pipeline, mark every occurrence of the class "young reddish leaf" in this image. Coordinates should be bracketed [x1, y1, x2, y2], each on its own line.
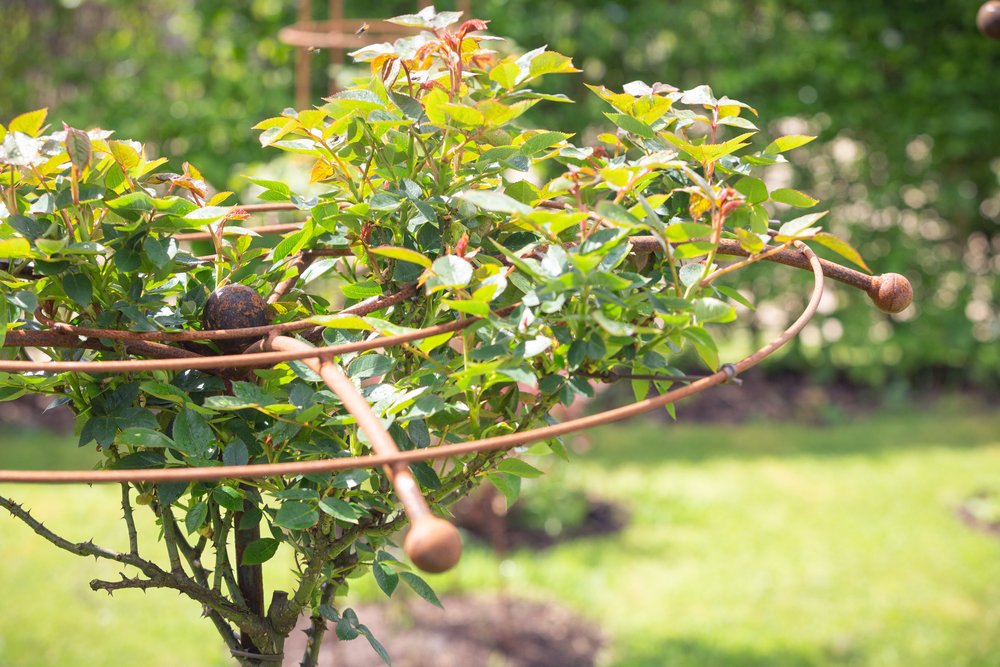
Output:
[63, 125, 92, 171]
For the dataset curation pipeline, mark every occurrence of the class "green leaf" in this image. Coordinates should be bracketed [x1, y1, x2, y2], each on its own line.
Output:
[106, 191, 156, 213]
[61, 273, 93, 308]
[241, 538, 281, 565]
[735, 228, 766, 254]
[441, 298, 490, 317]
[455, 189, 532, 215]
[117, 428, 174, 448]
[368, 246, 432, 269]
[812, 232, 871, 272]
[300, 258, 337, 284]
[734, 176, 768, 205]
[426, 255, 473, 294]
[223, 440, 250, 466]
[684, 326, 719, 370]
[111, 451, 166, 470]
[245, 177, 291, 197]
[486, 472, 521, 510]
[358, 625, 392, 666]
[519, 131, 573, 155]
[399, 572, 443, 608]
[496, 458, 544, 478]
[172, 407, 213, 457]
[9, 109, 47, 136]
[274, 501, 320, 530]
[694, 297, 737, 323]
[592, 310, 635, 336]
[373, 557, 399, 597]
[770, 188, 818, 208]
[79, 415, 117, 448]
[340, 281, 383, 300]
[679, 263, 705, 288]
[319, 497, 365, 524]
[527, 50, 579, 78]
[489, 61, 520, 89]
[664, 223, 713, 242]
[776, 212, 828, 239]
[347, 354, 394, 379]
[184, 501, 208, 535]
[763, 134, 816, 155]
[0, 238, 33, 258]
[184, 206, 231, 223]
[109, 140, 141, 170]
[143, 236, 172, 269]
[441, 102, 484, 126]
[310, 314, 373, 331]
[604, 112, 655, 139]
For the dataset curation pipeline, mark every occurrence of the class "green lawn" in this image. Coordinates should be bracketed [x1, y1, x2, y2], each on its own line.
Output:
[2, 402, 1000, 666]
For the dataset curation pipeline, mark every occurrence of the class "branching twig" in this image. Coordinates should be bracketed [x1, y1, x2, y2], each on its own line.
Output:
[0, 494, 271, 649]
[120, 483, 139, 556]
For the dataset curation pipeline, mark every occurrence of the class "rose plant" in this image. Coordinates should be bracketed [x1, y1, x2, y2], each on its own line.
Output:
[0, 7, 885, 666]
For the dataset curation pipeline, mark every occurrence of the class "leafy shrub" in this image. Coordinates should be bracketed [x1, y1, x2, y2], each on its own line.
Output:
[0, 8, 874, 665]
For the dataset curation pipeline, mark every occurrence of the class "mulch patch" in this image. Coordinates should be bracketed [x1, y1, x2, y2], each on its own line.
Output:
[282, 595, 605, 667]
[452, 490, 628, 551]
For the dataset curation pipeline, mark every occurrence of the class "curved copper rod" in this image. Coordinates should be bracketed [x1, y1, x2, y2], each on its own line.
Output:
[0, 244, 824, 485]
[2, 239, 910, 351]
[0, 317, 474, 373]
[3, 284, 419, 349]
[267, 336, 461, 573]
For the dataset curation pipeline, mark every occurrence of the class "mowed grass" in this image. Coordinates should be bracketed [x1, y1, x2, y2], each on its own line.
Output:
[2, 402, 1000, 666]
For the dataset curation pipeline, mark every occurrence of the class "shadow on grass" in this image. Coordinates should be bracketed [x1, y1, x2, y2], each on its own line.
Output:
[578, 403, 1000, 467]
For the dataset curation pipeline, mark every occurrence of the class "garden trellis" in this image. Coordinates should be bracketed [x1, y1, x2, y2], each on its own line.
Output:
[0, 201, 911, 572]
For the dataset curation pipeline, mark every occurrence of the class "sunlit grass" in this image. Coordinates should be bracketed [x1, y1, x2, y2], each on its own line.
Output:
[2, 403, 1000, 666]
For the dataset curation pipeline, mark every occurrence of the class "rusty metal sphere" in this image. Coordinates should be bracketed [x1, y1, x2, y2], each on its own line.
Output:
[202, 285, 271, 353]
[404, 516, 463, 573]
[978, 1, 1000, 39]
[867, 273, 914, 314]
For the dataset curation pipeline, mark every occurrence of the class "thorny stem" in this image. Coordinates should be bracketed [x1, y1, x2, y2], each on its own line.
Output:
[120, 483, 139, 556]
[156, 502, 185, 573]
[300, 583, 338, 667]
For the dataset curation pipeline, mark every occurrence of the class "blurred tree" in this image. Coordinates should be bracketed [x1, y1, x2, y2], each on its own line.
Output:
[1, 0, 297, 185]
[2, 0, 997, 385]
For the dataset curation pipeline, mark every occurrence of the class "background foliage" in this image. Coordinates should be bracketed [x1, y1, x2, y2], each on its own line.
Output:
[3, 0, 998, 386]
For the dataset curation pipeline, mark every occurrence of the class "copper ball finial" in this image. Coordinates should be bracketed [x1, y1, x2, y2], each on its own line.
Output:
[201, 285, 272, 353]
[867, 273, 913, 314]
[404, 516, 463, 574]
[978, 1, 1000, 39]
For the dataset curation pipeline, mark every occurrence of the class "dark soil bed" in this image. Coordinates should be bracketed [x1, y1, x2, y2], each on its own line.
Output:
[282, 596, 605, 667]
[453, 488, 628, 551]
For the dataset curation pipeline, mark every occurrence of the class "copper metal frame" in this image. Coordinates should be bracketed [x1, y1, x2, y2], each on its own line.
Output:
[0, 203, 911, 569]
